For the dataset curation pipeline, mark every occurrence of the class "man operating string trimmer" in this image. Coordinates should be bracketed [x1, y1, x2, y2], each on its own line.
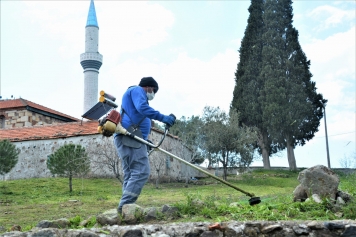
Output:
[113, 77, 176, 214]
[98, 77, 260, 210]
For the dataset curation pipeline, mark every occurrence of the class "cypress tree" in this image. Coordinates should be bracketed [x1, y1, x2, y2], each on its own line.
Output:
[231, 0, 277, 169]
[232, 0, 326, 170]
[260, 0, 326, 170]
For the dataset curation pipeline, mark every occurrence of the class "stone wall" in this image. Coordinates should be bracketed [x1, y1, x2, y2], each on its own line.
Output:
[4, 130, 206, 181]
[2, 220, 356, 236]
[0, 109, 65, 129]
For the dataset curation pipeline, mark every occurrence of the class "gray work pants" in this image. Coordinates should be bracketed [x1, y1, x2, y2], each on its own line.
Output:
[113, 135, 150, 212]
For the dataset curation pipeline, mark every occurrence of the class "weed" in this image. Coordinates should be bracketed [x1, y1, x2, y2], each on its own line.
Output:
[69, 215, 82, 228]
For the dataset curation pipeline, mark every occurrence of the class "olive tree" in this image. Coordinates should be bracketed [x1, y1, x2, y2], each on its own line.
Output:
[202, 106, 258, 181]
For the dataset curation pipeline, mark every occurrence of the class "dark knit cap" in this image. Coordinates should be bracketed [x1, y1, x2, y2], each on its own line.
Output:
[139, 77, 159, 93]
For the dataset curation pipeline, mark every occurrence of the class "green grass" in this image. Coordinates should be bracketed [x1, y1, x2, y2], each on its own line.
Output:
[0, 169, 355, 233]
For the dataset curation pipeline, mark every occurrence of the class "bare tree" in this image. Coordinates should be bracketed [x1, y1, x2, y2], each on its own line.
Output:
[86, 137, 123, 183]
[149, 152, 166, 188]
[339, 152, 356, 168]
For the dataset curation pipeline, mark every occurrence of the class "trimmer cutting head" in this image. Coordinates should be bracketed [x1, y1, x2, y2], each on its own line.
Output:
[248, 197, 261, 205]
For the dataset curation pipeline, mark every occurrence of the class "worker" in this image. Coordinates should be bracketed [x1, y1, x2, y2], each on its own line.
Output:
[113, 77, 176, 214]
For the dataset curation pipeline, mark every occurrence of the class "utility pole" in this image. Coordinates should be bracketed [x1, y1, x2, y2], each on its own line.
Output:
[323, 104, 331, 168]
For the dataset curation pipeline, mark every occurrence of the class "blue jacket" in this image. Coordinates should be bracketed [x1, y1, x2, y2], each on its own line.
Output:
[117, 86, 165, 140]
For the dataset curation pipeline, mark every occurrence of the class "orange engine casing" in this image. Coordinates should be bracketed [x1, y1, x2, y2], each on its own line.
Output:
[106, 110, 121, 125]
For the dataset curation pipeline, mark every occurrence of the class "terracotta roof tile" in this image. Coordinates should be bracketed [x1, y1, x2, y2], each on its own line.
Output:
[0, 120, 179, 142]
[0, 121, 99, 142]
[0, 98, 79, 121]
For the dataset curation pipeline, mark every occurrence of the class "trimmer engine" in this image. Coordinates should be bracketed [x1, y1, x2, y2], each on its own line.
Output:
[98, 110, 121, 137]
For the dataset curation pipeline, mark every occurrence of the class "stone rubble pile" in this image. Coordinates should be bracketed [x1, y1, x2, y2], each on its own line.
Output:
[293, 165, 354, 215]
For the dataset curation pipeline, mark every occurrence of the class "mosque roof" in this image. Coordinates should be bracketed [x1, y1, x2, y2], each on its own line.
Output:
[86, 0, 99, 27]
[0, 121, 99, 142]
[0, 98, 80, 122]
[0, 121, 178, 142]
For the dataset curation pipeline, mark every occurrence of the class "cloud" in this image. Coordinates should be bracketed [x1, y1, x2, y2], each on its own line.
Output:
[100, 48, 240, 119]
[22, 1, 175, 62]
[308, 5, 355, 31]
[95, 1, 175, 61]
[302, 25, 355, 148]
[302, 26, 355, 112]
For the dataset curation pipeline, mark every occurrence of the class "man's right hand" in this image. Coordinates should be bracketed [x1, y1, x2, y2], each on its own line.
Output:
[162, 114, 176, 127]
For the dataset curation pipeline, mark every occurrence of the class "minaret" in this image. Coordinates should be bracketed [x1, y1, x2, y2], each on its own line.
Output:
[80, 0, 103, 114]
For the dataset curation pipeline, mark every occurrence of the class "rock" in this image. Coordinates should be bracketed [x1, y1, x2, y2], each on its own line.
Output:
[122, 204, 144, 224]
[336, 191, 354, 203]
[341, 225, 356, 237]
[294, 165, 340, 201]
[324, 222, 345, 230]
[337, 196, 346, 205]
[144, 207, 158, 222]
[261, 224, 283, 234]
[96, 209, 120, 226]
[191, 198, 206, 208]
[161, 204, 179, 219]
[293, 184, 308, 202]
[292, 224, 309, 235]
[335, 212, 344, 218]
[307, 221, 325, 230]
[118, 227, 144, 237]
[201, 231, 222, 237]
[36, 218, 70, 229]
[312, 194, 322, 203]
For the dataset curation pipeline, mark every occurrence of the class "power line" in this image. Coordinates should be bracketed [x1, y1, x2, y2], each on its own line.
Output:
[315, 131, 355, 139]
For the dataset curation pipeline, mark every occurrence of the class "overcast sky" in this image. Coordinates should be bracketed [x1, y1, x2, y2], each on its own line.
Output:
[1, 0, 355, 168]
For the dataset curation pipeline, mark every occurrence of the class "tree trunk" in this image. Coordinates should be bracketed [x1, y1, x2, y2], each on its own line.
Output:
[223, 165, 228, 181]
[286, 140, 297, 171]
[262, 148, 270, 169]
[156, 170, 160, 189]
[258, 130, 271, 169]
[69, 175, 73, 192]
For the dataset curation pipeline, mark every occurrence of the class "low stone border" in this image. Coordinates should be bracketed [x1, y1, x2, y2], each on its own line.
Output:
[1, 220, 356, 237]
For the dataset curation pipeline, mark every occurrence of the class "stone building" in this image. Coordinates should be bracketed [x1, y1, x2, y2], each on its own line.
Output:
[0, 98, 79, 129]
[0, 98, 204, 181]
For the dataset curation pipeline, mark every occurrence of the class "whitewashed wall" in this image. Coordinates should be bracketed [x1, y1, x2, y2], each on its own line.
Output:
[4, 130, 207, 181]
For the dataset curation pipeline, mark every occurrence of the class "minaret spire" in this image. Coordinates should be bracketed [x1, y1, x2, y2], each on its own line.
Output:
[86, 0, 98, 27]
[80, 0, 103, 114]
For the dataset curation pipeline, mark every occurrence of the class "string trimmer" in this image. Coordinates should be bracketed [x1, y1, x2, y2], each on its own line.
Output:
[98, 109, 261, 206]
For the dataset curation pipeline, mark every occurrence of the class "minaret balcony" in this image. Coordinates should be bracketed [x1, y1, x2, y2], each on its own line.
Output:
[80, 52, 103, 70]
[80, 52, 103, 62]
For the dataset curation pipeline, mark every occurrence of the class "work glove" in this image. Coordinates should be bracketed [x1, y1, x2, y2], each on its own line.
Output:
[162, 114, 176, 128]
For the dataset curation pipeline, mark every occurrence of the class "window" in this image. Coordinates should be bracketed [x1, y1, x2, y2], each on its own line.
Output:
[0, 115, 5, 128]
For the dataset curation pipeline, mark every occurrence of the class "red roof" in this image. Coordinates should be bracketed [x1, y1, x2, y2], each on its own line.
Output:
[0, 98, 180, 142]
[0, 121, 179, 142]
[0, 121, 99, 142]
[0, 98, 79, 121]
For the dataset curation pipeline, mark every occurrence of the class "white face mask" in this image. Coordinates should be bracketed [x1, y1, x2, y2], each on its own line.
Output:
[147, 91, 155, 100]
